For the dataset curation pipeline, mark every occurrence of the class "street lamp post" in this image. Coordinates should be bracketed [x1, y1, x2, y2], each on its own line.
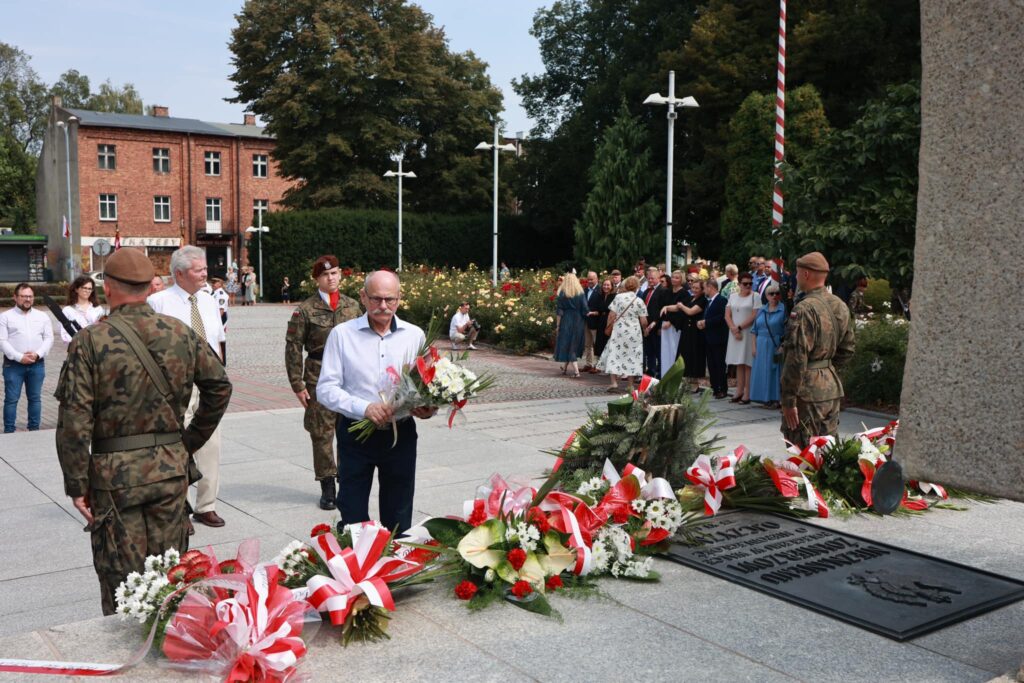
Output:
[245, 218, 269, 302]
[475, 122, 516, 287]
[643, 71, 698, 269]
[56, 116, 79, 278]
[383, 157, 416, 271]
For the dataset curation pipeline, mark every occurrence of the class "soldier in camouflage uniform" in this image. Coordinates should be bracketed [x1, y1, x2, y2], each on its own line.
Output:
[780, 252, 856, 448]
[285, 255, 361, 509]
[55, 248, 231, 615]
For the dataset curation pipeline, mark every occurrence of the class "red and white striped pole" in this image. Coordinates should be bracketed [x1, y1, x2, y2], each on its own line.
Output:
[772, 0, 786, 234]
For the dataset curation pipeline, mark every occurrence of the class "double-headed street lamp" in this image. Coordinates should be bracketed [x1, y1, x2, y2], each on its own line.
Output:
[383, 156, 416, 271]
[643, 70, 698, 269]
[245, 218, 269, 302]
[55, 116, 79, 278]
[475, 122, 517, 287]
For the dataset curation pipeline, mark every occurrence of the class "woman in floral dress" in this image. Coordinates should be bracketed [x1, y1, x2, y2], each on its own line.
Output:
[597, 276, 647, 393]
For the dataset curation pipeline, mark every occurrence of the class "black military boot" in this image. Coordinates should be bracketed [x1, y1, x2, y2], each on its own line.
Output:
[319, 478, 337, 510]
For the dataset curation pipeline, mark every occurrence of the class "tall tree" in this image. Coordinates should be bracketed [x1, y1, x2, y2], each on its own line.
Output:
[719, 84, 830, 266]
[228, 0, 503, 212]
[86, 80, 143, 114]
[50, 69, 91, 108]
[0, 42, 49, 155]
[574, 103, 660, 270]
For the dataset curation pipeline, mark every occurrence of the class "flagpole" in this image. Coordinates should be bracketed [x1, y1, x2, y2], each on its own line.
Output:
[772, 0, 790, 307]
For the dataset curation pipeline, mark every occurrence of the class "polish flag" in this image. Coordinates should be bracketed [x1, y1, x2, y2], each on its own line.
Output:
[113, 231, 121, 250]
[62, 215, 70, 239]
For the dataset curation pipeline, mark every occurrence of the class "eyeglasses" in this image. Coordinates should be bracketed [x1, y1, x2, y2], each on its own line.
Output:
[367, 296, 399, 306]
[739, 282, 752, 287]
[768, 292, 780, 296]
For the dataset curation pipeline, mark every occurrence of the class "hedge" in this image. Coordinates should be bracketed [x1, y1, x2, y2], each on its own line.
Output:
[249, 208, 571, 302]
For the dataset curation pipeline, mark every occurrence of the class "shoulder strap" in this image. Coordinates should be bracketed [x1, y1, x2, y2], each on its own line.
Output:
[105, 316, 173, 399]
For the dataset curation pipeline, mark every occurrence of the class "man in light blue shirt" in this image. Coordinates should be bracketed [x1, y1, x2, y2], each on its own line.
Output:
[317, 270, 436, 533]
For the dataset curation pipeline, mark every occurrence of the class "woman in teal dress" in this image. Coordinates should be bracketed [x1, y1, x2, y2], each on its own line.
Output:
[750, 283, 786, 406]
[553, 273, 589, 377]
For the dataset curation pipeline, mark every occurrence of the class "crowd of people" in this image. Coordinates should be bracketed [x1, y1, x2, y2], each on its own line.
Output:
[551, 257, 795, 408]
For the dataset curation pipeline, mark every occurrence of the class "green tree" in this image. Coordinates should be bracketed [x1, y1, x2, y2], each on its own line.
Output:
[719, 84, 830, 266]
[86, 79, 143, 114]
[0, 134, 35, 230]
[0, 42, 49, 155]
[574, 103, 660, 270]
[228, 0, 503, 212]
[50, 69, 91, 108]
[785, 81, 920, 289]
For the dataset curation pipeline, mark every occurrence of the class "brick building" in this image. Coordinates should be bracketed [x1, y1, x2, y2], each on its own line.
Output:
[36, 99, 295, 280]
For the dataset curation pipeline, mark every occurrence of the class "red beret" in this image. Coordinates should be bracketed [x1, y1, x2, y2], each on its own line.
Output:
[312, 255, 339, 278]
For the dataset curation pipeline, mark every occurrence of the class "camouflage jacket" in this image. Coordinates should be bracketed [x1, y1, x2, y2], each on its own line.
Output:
[779, 287, 856, 408]
[285, 291, 361, 391]
[56, 303, 232, 496]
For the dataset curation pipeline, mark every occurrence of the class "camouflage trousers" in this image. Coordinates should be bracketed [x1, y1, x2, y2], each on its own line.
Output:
[781, 397, 842, 449]
[304, 385, 338, 480]
[89, 476, 190, 615]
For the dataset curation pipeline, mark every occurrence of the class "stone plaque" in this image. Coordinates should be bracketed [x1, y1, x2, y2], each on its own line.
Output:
[662, 512, 1024, 641]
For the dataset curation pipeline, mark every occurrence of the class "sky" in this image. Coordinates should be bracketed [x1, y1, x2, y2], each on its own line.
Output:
[2, 0, 548, 135]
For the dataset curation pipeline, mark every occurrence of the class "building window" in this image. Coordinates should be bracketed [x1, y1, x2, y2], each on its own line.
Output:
[204, 151, 221, 176]
[206, 198, 222, 222]
[154, 196, 171, 222]
[98, 144, 116, 170]
[253, 199, 269, 226]
[99, 194, 117, 220]
[253, 154, 268, 178]
[153, 148, 170, 173]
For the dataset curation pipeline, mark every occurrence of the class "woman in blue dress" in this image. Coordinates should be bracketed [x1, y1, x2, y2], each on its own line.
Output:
[750, 282, 786, 407]
[553, 273, 589, 378]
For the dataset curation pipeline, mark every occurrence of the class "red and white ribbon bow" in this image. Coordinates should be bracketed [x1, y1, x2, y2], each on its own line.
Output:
[540, 491, 606, 576]
[684, 451, 745, 516]
[763, 457, 830, 518]
[305, 523, 422, 626]
[855, 420, 899, 448]
[601, 459, 675, 501]
[784, 435, 835, 471]
[462, 473, 536, 521]
[909, 480, 948, 499]
[630, 374, 659, 400]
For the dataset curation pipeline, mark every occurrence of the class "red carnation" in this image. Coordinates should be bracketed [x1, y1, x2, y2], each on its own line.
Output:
[218, 559, 242, 575]
[167, 563, 189, 585]
[528, 507, 551, 535]
[311, 523, 333, 538]
[181, 549, 206, 566]
[510, 580, 533, 598]
[507, 548, 527, 571]
[454, 580, 478, 601]
[546, 575, 564, 591]
[467, 508, 487, 527]
[184, 561, 212, 583]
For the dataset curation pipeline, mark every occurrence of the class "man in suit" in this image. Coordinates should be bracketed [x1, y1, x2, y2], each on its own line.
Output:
[582, 271, 601, 373]
[610, 269, 623, 292]
[698, 278, 729, 398]
[638, 266, 664, 377]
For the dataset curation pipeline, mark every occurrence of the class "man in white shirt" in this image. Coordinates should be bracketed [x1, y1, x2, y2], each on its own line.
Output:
[448, 301, 478, 350]
[148, 246, 228, 529]
[317, 270, 436, 533]
[210, 277, 229, 362]
[1, 283, 54, 432]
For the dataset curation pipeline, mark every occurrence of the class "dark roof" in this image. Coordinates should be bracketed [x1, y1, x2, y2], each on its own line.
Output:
[65, 108, 271, 139]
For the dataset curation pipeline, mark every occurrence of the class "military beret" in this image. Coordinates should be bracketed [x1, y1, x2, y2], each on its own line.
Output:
[795, 251, 830, 272]
[105, 247, 155, 285]
[312, 255, 340, 278]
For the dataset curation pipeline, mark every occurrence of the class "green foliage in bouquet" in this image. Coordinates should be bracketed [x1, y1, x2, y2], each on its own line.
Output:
[555, 359, 722, 488]
[814, 437, 870, 515]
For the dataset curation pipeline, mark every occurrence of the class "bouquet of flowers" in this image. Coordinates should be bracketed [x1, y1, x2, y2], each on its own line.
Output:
[273, 522, 440, 645]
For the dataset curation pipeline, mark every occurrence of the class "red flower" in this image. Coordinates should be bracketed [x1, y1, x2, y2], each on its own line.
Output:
[181, 549, 206, 566]
[502, 283, 512, 292]
[405, 540, 441, 565]
[341, 267, 353, 277]
[507, 548, 527, 571]
[311, 523, 333, 537]
[184, 560, 212, 583]
[548, 295, 556, 301]
[467, 508, 487, 527]
[545, 575, 564, 591]
[167, 563, 189, 585]
[510, 580, 533, 598]
[528, 507, 551, 535]
[454, 580, 478, 601]
[218, 559, 242, 575]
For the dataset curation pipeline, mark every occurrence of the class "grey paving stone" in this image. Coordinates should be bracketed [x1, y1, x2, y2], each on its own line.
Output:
[0, 504, 91, 581]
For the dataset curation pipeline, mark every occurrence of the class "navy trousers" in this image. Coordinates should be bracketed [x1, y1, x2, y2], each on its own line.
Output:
[335, 415, 418, 534]
[706, 342, 729, 395]
[642, 330, 661, 377]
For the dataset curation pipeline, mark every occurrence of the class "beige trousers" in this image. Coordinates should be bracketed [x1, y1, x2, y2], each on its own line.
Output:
[583, 327, 597, 367]
[185, 386, 221, 513]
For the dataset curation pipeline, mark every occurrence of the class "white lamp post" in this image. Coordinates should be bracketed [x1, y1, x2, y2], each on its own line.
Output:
[643, 71, 698, 269]
[245, 218, 269, 302]
[383, 157, 416, 271]
[475, 121, 516, 287]
[56, 116, 79, 278]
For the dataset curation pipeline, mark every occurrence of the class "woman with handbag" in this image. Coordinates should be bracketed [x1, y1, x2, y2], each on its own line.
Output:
[596, 276, 647, 393]
[750, 283, 786, 408]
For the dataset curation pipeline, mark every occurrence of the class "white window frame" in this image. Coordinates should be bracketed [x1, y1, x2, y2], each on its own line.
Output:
[98, 144, 116, 170]
[253, 198, 269, 226]
[204, 151, 221, 176]
[253, 154, 268, 178]
[206, 197, 222, 222]
[153, 147, 170, 173]
[154, 196, 171, 222]
[99, 194, 117, 221]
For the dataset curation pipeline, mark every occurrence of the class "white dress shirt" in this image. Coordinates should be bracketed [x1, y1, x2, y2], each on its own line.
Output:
[59, 304, 105, 344]
[449, 311, 470, 339]
[212, 288, 229, 312]
[0, 306, 54, 361]
[317, 313, 426, 420]
[148, 284, 226, 357]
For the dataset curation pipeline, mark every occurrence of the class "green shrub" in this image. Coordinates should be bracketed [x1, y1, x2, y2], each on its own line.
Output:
[841, 317, 908, 409]
[863, 278, 891, 312]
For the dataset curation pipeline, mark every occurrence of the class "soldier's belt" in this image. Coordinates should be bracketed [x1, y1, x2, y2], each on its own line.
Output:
[806, 359, 834, 369]
[92, 432, 182, 453]
[306, 350, 324, 361]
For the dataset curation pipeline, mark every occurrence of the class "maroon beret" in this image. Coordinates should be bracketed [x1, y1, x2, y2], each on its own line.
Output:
[312, 255, 340, 278]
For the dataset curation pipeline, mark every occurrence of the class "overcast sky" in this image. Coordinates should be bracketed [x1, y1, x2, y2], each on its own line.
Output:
[3, 0, 547, 135]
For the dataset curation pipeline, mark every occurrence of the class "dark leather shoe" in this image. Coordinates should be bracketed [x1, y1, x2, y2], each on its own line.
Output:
[193, 511, 225, 527]
[714, 392, 727, 399]
[319, 479, 337, 511]
[187, 519, 195, 536]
